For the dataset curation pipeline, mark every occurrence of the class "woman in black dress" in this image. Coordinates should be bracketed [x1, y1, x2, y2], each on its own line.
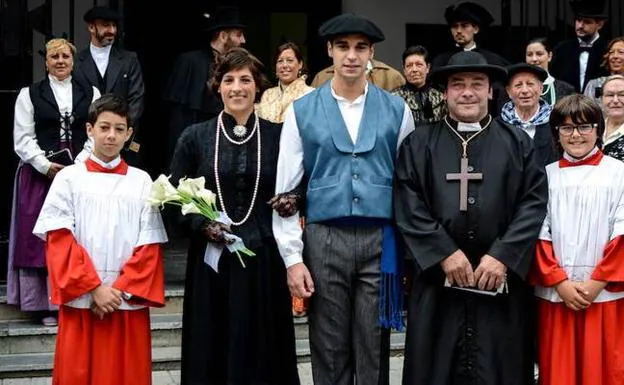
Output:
[170, 47, 300, 385]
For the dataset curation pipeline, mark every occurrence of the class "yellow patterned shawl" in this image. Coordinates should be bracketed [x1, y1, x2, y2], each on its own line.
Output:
[256, 77, 314, 123]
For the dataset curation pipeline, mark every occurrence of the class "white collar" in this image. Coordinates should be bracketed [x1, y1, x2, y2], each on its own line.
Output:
[90, 43, 112, 56]
[457, 42, 477, 51]
[604, 118, 624, 145]
[48, 74, 72, 85]
[89, 153, 122, 169]
[563, 146, 599, 163]
[330, 81, 368, 105]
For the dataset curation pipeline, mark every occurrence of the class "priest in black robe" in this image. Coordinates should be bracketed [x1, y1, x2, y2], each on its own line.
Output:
[162, 6, 246, 161]
[395, 51, 548, 385]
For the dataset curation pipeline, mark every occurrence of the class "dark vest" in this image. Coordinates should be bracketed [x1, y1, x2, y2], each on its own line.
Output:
[95, 66, 107, 94]
[29, 77, 92, 156]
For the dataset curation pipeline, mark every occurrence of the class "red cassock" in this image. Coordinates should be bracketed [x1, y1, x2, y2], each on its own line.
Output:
[530, 237, 624, 385]
[46, 228, 164, 385]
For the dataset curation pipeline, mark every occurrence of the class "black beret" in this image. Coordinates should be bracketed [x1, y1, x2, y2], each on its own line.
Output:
[506, 63, 548, 84]
[444, 2, 494, 27]
[318, 13, 385, 43]
[84, 7, 120, 23]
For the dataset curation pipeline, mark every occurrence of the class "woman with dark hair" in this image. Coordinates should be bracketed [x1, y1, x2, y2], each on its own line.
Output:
[531, 94, 624, 385]
[256, 42, 313, 123]
[525, 37, 576, 105]
[169, 47, 300, 385]
[392, 45, 446, 125]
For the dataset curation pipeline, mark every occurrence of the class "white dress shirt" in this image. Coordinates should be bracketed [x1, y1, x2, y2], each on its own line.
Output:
[579, 33, 600, 90]
[272, 83, 416, 268]
[90, 43, 112, 77]
[13, 75, 101, 174]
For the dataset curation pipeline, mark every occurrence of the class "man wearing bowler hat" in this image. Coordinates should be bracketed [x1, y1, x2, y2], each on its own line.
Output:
[394, 51, 547, 385]
[273, 12, 415, 385]
[162, 6, 246, 160]
[74, 6, 145, 166]
[550, 0, 610, 93]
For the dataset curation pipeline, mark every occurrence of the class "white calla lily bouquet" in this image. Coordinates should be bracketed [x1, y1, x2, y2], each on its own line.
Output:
[148, 175, 255, 269]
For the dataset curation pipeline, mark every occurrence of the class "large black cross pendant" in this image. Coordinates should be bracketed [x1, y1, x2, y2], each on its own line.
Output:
[446, 157, 483, 211]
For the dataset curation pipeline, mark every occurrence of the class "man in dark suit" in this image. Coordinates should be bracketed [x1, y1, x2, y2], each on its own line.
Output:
[431, 2, 509, 115]
[161, 6, 246, 161]
[74, 6, 145, 165]
[431, 2, 509, 69]
[550, 0, 609, 93]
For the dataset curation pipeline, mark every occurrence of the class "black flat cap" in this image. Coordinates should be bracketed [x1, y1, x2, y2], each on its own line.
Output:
[83, 6, 120, 23]
[570, 0, 608, 20]
[429, 51, 507, 87]
[318, 13, 385, 43]
[506, 63, 548, 84]
[444, 2, 494, 27]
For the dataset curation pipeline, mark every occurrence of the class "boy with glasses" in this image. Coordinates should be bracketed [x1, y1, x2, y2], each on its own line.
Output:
[531, 94, 624, 385]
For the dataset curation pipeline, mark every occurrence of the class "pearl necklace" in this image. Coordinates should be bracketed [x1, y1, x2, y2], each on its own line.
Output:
[218, 112, 259, 145]
[214, 111, 261, 226]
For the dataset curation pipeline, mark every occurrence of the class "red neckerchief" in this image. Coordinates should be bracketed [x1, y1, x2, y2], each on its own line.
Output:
[559, 150, 604, 168]
[85, 157, 128, 175]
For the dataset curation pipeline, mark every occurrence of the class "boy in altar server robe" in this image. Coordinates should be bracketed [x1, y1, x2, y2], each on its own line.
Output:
[530, 94, 624, 385]
[33, 93, 168, 385]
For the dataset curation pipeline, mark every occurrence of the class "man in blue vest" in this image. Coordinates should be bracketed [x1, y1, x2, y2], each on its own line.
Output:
[273, 13, 415, 385]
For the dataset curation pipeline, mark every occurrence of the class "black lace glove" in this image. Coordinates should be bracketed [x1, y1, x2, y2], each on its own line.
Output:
[268, 191, 302, 217]
[202, 221, 234, 245]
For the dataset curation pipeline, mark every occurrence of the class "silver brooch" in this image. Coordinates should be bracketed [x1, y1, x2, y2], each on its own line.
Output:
[233, 125, 248, 138]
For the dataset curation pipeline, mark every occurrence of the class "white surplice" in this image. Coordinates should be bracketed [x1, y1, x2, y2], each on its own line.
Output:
[536, 150, 624, 303]
[32, 156, 168, 310]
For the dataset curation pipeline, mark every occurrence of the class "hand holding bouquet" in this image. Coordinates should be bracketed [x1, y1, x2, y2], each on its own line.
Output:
[148, 175, 255, 268]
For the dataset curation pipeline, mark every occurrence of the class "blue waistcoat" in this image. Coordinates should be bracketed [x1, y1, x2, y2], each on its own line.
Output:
[294, 82, 405, 223]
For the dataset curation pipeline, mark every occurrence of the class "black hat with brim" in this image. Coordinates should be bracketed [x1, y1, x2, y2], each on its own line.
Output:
[204, 6, 247, 32]
[570, 0, 608, 20]
[84, 7, 120, 23]
[429, 51, 507, 87]
[318, 13, 385, 43]
[444, 2, 494, 27]
[506, 63, 548, 84]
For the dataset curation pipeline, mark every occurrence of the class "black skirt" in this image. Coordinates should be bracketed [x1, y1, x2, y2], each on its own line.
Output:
[180, 236, 300, 385]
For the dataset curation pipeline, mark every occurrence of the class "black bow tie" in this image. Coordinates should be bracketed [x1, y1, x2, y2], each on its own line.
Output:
[579, 44, 593, 52]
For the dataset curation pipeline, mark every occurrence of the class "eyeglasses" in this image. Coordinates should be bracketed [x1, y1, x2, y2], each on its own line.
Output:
[603, 92, 624, 100]
[556, 123, 597, 136]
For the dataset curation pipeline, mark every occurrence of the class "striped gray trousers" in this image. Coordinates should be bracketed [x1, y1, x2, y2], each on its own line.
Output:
[304, 223, 390, 385]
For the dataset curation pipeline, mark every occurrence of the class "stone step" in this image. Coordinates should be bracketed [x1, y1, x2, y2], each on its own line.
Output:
[0, 332, 406, 379]
[0, 312, 343, 355]
[0, 283, 185, 321]
[0, 313, 183, 355]
[0, 346, 181, 380]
